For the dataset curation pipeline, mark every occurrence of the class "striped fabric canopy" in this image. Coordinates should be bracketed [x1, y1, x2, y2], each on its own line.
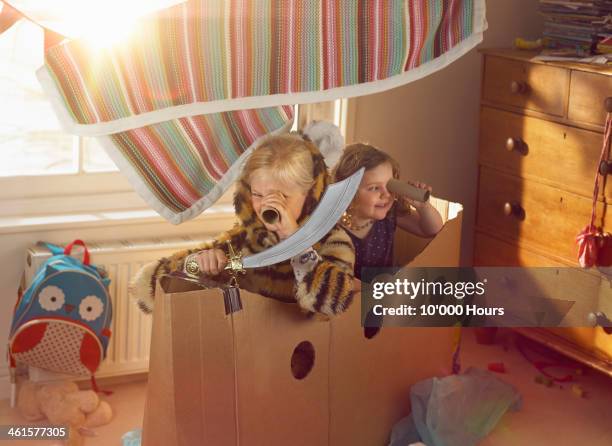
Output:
[38, 0, 487, 224]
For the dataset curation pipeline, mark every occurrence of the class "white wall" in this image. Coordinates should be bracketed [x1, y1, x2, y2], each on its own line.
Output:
[347, 0, 543, 265]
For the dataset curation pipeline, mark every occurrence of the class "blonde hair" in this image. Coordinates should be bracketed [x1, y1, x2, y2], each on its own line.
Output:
[240, 134, 316, 192]
[333, 143, 400, 182]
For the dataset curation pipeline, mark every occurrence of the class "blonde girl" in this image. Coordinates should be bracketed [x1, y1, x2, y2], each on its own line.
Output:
[131, 134, 356, 316]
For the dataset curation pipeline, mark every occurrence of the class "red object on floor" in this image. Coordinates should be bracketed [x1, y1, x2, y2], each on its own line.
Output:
[488, 362, 506, 373]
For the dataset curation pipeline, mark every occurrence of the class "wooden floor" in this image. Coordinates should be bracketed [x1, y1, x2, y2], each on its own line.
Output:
[466, 329, 612, 446]
[1, 329, 611, 445]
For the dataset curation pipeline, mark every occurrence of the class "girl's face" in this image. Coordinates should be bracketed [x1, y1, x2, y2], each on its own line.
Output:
[352, 162, 394, 220]
[249, 169, 308, 222]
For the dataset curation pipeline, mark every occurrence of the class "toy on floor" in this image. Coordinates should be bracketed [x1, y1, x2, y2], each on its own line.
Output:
[534, 374, 554, 387]
[16, 380, 113, 440]
[488, 362, 506, 374]
[571, 384, 586, 398]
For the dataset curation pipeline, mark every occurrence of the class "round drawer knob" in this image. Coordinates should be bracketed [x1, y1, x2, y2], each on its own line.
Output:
[605, 97, 612, 113]
[503, 202, 525, 219]
[599, 160, 612, 176]
[506, 137, 527, 155]
[587, 312, 612, 334]
[510, 80, 527, 94]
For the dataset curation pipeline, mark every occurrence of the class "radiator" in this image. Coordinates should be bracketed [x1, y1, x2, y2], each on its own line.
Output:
[23, 237, 206, 383]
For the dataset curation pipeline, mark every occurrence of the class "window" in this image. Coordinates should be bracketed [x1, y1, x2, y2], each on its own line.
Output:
[0, 21, 117, 176]
[0, 19, 121, 177]
[0, 18, 137, 216]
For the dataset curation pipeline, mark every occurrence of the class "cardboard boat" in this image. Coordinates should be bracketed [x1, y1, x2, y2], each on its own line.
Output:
[142, 199, 463, 446]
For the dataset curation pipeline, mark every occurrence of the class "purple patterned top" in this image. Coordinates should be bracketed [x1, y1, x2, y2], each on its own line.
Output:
[346, 210, 397, 280]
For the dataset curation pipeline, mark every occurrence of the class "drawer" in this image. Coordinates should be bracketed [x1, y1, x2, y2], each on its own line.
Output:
[548, 325, 612, 361]
[483, 56, 569, 117]
[474, 232, 612, 331]
[474, 231, 567, 267]
[476, 168, 611, 263]
[568, 71, 612, 127]
[479, 107, 604, 199]
[474, 234, 612, 332]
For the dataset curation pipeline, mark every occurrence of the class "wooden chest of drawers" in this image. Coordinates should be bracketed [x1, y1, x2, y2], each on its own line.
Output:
[474, 49, 612, 373]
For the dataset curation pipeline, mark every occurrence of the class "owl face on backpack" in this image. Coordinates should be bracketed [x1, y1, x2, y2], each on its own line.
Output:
[33, 269, 109, 334]
[9, 245, 112, 377]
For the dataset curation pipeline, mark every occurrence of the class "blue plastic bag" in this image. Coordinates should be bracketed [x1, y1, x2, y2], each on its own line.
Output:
[409, 368, 521, 446]
[122, 428, 142, 446]
[389, 414, 422, 446]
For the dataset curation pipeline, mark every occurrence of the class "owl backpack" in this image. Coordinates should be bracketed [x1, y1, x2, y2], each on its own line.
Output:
[8, 240, 112, 398]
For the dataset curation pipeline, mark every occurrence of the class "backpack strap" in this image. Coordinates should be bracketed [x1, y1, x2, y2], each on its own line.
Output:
[42, 242, 65, 256]
[64, 239, 91, 265]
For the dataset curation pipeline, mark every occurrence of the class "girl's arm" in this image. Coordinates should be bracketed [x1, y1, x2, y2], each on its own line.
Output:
[292, 226, 356, 316]
[129, 225, 244, 313]
[396, 201, 444, 237]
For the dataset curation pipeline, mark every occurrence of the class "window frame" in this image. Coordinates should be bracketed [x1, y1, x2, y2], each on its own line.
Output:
[1, 99, 349, 219]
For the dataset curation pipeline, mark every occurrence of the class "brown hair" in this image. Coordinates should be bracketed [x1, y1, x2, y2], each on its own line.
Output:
[333, 143, 400, 182]
[240, 134, 316, 192]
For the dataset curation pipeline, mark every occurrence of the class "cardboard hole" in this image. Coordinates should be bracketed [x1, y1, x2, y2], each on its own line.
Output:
[364, 309, 382, 339]
[291, 341, 315, 380]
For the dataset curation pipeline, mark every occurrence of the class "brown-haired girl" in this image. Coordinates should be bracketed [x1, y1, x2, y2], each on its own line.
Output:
[333, 143, 443, 280]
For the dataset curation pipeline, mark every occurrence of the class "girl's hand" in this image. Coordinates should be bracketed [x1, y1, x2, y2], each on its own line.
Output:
[260, 192, 299, 240]
[192, 249, 228, 275]
[402, 181, 433, 210]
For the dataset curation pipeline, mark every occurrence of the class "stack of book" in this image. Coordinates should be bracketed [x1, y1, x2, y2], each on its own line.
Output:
[540, 0, 612, 54]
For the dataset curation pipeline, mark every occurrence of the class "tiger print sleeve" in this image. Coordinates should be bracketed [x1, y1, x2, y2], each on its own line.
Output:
[129, 225, 245, 314]
[293, 226, 356, 316]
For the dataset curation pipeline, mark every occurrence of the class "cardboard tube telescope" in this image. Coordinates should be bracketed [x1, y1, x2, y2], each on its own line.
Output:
[262, 207, 280, 224]
[386, 178, 430, 202]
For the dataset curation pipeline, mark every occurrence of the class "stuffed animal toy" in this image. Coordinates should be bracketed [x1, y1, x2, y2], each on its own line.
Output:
[16, 380, 113, 445]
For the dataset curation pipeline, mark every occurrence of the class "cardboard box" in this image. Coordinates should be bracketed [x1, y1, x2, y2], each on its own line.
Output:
[142, 200, 463, 446]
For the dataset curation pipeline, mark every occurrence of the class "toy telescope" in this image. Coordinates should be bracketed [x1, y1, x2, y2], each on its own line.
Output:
[261, 207, 281, 224]
[386, 178, 430, 202]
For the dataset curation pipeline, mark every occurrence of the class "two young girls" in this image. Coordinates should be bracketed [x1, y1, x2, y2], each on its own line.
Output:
[131, 136, 443, 315]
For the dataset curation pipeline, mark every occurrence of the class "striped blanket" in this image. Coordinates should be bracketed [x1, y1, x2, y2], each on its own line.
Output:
[38, 0, 487, 224]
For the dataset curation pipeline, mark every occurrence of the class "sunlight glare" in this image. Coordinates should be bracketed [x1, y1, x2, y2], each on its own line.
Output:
[9, 0, 186, 48]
